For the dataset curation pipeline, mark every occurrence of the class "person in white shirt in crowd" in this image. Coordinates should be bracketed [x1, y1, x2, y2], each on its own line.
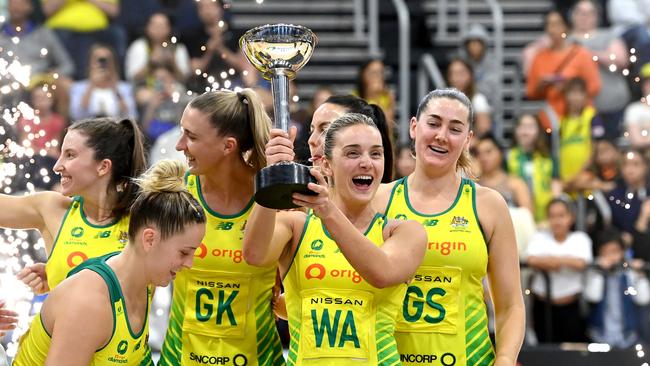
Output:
[527, 197, 593, 343]
[124, 11, 190, 83]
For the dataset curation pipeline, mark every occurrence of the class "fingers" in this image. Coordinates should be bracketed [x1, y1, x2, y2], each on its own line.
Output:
[16, 267, 29, 280]
[310, 168, 327, 187]
[266, 129, 295, 165]
[288, 125, 298, 143]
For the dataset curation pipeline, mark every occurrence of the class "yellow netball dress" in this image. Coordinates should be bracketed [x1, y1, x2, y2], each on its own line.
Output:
[283, 210, 406, 366]
[159, 175, 284, 366]
[386, 177, 495, 366]
[46, 196, 130, 290]
[14, 252, 153, 366]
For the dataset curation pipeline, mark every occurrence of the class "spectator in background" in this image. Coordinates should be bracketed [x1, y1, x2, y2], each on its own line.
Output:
[395, 143, 415, 178]
[581, 139, 622, 237]
[507, 113, 561, 223]
[446, 57, 492, 137]
[571, 0, 631, 139]
[17, 81, 65, 190]
[608, 149, 649, 237]
[0, 0, 74, 118]
[560, 77, 601, 190]
[526, 9, 600, 130]
[354, 59, 395, 126]
[527, 198, 593, 343]
[474, 134, 537, 258]
[608, 0, 650, 33]
[623, 63, 650, 152]
[19, 82, 65, 156]
[42, 0, 126, 80]
[69, 43, 136, 121]
[585, 228, 650, 348]
[124, 11, 190, 83]
[632, 199, 650, 268]
[457, 23, 499, 104]
[183, 0, 256, 91]
[475, 134, 534, 215]
[591, 139, 623, 189]
[139, 62, 190, 145]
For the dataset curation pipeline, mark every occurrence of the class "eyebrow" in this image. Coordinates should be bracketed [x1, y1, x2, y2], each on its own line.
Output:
[342, 144, 384, 149]
[428, 113, 465, 125]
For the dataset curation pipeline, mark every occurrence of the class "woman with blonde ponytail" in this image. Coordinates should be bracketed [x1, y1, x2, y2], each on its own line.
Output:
[14, 159, 206, 365]
[159, 89, 285, 366]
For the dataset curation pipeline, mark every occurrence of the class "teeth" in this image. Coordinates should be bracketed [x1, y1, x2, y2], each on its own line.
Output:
[430, 146, 448, 153]
[353, 175, 372, 180]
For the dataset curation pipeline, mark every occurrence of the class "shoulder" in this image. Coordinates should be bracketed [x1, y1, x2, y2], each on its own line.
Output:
[373, 178, 402, 214]
[44, 268, 113, 336]
[475, 182, 508, 208]
[383, 218, 427, 246]
[474, 183, 511, 237]
[374, 180, 399, 214]
[32, 191, 73, 213]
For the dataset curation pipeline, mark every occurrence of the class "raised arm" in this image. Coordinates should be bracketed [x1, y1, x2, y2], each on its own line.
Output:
[478, 187, 525, 366]
[242, 128, 304, 268]
[0, 191, 68, 252]
[0, 191, 64, 231]
[293, 169, 427, 288]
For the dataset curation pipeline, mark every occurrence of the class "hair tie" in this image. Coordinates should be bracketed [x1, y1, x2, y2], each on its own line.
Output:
[237, 91, 249, 105]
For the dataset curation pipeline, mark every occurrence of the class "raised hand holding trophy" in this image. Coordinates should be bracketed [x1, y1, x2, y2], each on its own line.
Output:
[240, 24, 318, 209]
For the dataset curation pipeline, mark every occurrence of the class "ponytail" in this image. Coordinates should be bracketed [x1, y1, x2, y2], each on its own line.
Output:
[367, 104, 394, 182]
[129, 159, 205, 240]
[68, 117, 147, 219]
[238, 89, 270, 172]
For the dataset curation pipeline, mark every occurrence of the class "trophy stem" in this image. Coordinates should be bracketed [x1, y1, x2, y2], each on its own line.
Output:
[270, 69, 291, 132]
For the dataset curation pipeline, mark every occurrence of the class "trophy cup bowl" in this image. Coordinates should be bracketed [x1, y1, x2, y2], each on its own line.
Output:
[240, 24, 318, 209]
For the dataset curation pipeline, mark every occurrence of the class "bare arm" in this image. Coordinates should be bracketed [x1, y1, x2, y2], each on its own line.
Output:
[293, 169, 427, 288]
[0, 191, 64, 231]
[526, 256, 563, 272]
[242, 128, 304, 268]
[479, 187, 525, 366]
[242, 204, 302, 268]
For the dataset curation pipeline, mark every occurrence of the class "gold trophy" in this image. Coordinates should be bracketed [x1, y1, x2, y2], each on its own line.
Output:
[240, 24, 318, 209]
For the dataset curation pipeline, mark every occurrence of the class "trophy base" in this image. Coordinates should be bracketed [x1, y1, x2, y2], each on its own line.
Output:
[254, 162, 317, 209]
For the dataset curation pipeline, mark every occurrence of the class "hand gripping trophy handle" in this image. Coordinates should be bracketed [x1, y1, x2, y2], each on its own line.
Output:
[240, 24, 318, 209]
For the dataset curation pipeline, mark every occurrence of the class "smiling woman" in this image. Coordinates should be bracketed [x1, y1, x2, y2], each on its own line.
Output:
[372, 88, 525, 366]
[13, 159, 206, 366]
[2, 117, 147, 294]
[158, 89, 286, 366]
[242, 112, 427, 365]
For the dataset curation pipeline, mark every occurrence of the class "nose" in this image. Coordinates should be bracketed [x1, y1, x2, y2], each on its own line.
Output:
[359, 153, 372, 169]
[53, 156, 63, 174]
[307, 129, 319, 150]
[182, 254, 194, 270]
[434, 126, 449, 144]
[175, 135, 186, 152]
